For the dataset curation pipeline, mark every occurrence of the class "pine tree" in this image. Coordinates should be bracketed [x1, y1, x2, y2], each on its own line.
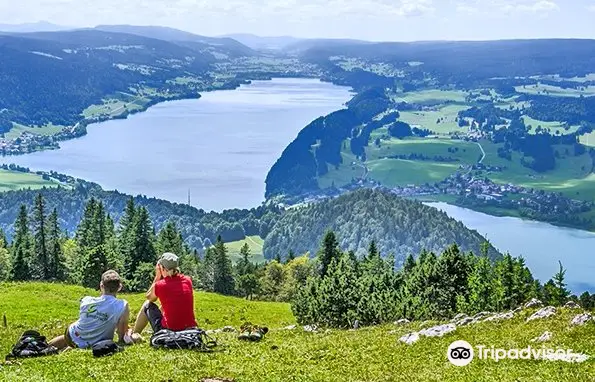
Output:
[213, 236, 234, 295]
[466, 256, 497, 313]
[403, 254, 416, 274]
[551, 261, 570, 306]
[0, 236, 10, 281]
[201, 247, 216, 291]
[10, 205, 32, 281]
[118, 198, 137, 279]
[77, 199, 109, 289]
[46, 208, 66, 281]
[156, 221, 184, 256]
[274, 252, 282, 264]
[32, 193, 49, 280]
[318, 230, 340, 277]
[126, 207, 156, 280]
[367, 240, 379, 260]
[287, 250, 296, 263]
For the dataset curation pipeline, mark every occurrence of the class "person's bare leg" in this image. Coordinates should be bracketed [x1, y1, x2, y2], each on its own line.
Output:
[132, 301, 150, 334]
[116, 303, 130, 342]
[48, 335, 69, 350]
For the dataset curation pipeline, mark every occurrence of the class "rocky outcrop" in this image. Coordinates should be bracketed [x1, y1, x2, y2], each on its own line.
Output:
[570, 313, 592, 326]
[484, 311, 514, 322]
[419, 323, 456, 338]
[394, 319, 410, 325]
[527, 306, 556, 322]
[564, 301, 581, 309]
[524, 298, 543, 309]
[303, 325, 318, 332]
[531, 331, 553, 343]
[399, 332, 420, 345]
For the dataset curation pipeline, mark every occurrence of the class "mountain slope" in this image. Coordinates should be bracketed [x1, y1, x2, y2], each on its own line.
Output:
[263, 189, 501, 262]
[1, 282, 592, 381]
[95, 25, 255, 57]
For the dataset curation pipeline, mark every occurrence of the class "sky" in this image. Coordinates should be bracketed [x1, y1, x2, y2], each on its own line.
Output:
[0, 0, 594, 41]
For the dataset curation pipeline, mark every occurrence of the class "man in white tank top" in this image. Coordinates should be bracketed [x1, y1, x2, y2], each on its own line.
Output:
[49, 270, 131, 350]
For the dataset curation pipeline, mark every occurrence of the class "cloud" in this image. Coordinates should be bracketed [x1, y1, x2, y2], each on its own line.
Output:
[455, 0, 559, 15]
[502, 0, 559, 13]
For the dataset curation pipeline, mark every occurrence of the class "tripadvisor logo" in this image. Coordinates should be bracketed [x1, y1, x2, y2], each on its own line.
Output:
[447, 340, 577, 366]
[447, 340, 474, 366]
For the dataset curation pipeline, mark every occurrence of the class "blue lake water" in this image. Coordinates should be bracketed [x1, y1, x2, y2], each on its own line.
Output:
[3, 77, 593, 294]
[427, 202, 595, 294]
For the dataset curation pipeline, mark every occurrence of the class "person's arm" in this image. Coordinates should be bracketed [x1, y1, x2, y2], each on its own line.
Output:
[116, 301, 130, 342]
[145, 264, 162, 302]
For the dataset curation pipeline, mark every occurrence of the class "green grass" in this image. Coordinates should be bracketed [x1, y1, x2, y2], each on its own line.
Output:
[399, 105, 469, 135]
[82, 95, 149, 119]
[515, 84, 595, 97]
[4, 123, 65, 140]
[367, 137, 481, 163]
[392, 90, 467, 105]
[367, 159, 460, 187]
[522, 116, 579, 135]
[1, 283, 594, 381]
[225, 236, 266, 264]
[0, 169, 59, 192]
[480, 140, 595, 200]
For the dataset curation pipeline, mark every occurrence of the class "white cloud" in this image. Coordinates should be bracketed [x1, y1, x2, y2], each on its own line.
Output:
[502, 0, 559, 13]
[455, 0, 559, 15]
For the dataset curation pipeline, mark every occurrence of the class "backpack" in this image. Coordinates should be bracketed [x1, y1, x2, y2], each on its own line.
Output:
[150, 328, 216, 351]
[5, 330, 58, 360]
[91, 340, 121, 357]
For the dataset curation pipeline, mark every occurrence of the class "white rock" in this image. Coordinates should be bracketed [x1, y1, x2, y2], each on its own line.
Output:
[524, 298, 543, 309]
[564, 301, 581, 309]
[541, 352, 590, 363]
[456, 316, 476, 326]
[394, 319, 410, 325]
[303, 325, 318, 332]
[451, 313, 467, 322]
[399, 332, 420, 345]
[526, 306, 556, 322]
[484, 311, 514, 322]
[531, 331, 553, 343]
[419, 323, 457, 338]
[570, 313, 593, 326]
[283, 324, 297, 330]
[472, 311, 492, 320]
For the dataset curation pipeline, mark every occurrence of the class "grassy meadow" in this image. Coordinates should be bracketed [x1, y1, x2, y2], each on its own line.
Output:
[0, 283, 594, 381]
[0, 170, 60, 192]
[4, 123, 65, 140]
[225, 235, 266, 264]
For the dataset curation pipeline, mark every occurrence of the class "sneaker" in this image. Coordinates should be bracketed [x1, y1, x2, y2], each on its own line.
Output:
[238, 322, 253, 341]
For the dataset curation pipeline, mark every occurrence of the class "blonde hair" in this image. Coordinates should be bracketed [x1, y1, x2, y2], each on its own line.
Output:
[165, 267, 181, 277]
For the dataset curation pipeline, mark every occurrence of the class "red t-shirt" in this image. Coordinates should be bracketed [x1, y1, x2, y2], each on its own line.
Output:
[154, 274, 197, 331]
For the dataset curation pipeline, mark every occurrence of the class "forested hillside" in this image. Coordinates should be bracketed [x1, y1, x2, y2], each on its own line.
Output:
[263, 189, 500, 262]
[0, 182, 281, 250]
[0, 29, 253, 127]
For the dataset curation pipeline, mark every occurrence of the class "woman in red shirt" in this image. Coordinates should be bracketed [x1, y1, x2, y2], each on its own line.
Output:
[132, 252, 197, 338]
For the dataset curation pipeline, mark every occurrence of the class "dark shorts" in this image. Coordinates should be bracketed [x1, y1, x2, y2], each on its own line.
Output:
[144, 301, 164, 333]
[64, 325, 78, 348]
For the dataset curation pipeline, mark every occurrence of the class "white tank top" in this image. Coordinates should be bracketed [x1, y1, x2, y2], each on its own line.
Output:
[68, 295, 127, 348]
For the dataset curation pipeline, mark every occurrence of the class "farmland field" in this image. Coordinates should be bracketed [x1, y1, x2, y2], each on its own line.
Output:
[0, 169, 60, 191]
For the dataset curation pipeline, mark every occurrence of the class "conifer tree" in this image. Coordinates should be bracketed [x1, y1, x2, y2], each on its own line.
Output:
[287, 249, 296, 263]
[118, 198, 137, 279]
[318, 230, 340, 277]
[213, 235, 234, 295]
[46, 208, 66, 281]
[367, 240, 379, 260]
[551, 261, 570, 306]
[126, 207, 156, 280]
[77, 199, 109, 289]
[0, 236, 10, 281]
[10, 205, 32, 281]
[156, 221, 184, 256]
[32, 193, 49, 280]
[201, 247, 216, 291]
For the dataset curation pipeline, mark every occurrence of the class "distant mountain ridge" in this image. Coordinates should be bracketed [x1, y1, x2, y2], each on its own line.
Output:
[0, 21, 72, 33]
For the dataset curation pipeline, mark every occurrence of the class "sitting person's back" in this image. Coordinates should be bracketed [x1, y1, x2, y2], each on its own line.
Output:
[49, 270, 130, 350]
[132, 252, 197, 337]
[69, 294, 127, 348]
[155, 272, 196, 331]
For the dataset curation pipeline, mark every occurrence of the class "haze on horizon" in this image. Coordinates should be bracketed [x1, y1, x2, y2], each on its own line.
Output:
[0, 0, 594, 42]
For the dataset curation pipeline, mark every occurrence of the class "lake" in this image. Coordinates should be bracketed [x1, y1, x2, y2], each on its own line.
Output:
[2, 78, 353, 211]
[427, 202, 595, 294]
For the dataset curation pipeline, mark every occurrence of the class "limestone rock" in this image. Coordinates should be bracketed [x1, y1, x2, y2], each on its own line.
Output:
[451, 313, 467, 322]
[524, 298, 543, 309]
[419, 323, 456, 338]
[456, 317, 475, 326]
[484, 311, 514, 322]
[399, 332, 420, 345]
[303, 325, 318, 332]
[526, 306, 556, 322]
[541, 352, 590, 363]
[472, 311, 492, 320]
[283, 324, 297, 330]
[570, 313, 592, 326]
[394, 319, 410, 325]
[564, 301, 581, 309]
[531, 331, 553, 343]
